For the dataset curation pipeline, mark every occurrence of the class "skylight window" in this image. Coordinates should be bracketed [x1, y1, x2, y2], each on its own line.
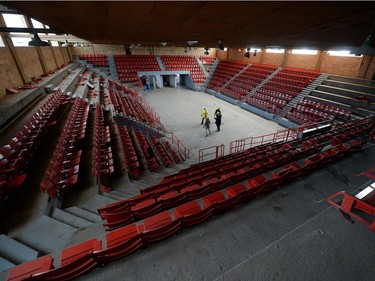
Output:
[0, 36, 5, 47]
[327, 50, 358, 57]
[266, 48, 284, 53]
[292, 49, 318, 55]
[31, 18, 44, 28]
[2, 13, 28, 36]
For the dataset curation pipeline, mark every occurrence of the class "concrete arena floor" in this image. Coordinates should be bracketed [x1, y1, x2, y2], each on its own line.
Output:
[140, 88, 284, 162]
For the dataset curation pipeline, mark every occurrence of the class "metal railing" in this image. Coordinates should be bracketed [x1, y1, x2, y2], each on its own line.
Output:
[198, 144, 225, 163]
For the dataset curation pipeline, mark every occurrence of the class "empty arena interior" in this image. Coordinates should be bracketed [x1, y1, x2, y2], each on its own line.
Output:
[0, 1, 375, 281]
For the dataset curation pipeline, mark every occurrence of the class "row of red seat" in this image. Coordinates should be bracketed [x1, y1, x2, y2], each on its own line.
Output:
[199, 55, 215, 72]
[97, 116, 375, 232]
[299, 98, 351, 120]
[40, 98, 88, 199]
[1, 90, 69, 209]
[161, 55, 206, 83]
[246, 96, 279, 113]
[79, 54, 108, 66]
[116, 124, 143, 180]
[9, 116, 374, 280]
[133, 130, 160, 172]
[92, 103, 114, 189]
[149, 136, 173, 167]
[289, 105, 335, 124]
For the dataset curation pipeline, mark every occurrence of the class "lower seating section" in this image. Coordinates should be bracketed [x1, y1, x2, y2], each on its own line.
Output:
[97, 116, 375, 231]
[161, 55, 205, 83]
[114, 54, 160, 84]
[0, 89, 69, 212]
[7, 116, 375, 280]
[116, 124, 143, 180]
[206, 60, 247, 92]
[199, 55, 215, 72]
[79, 54, 108, 66]
[326, 180, 375, 232]
[287, 98, 352, 125]
[92, 103, 114, 188]
[39, 98, 89, 200]
[133, 129, 160, 172]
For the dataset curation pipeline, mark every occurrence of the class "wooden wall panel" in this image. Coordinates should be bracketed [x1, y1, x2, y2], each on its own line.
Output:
[52, 47, 64, 66]
[0, 47, 23, 97]
[17, 47, 43, 82]
[41, 47, 57, 70]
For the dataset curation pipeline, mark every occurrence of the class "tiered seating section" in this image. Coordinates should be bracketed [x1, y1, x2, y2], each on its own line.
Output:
[222, 64, 277, 100]
[10, 115, 375, 280]
[92, 103, 114, 188]
[199, 55, 215, 72]
[40, 98, 89, 200]
[0, 90, 69, 212]
[106, 81, 183, 179]
[287, 98, 352, 125]
[79, 54, 108, 66]
[161, 55, 205, 83]
[207, 60, 247, 92]
[244, 67, 320, 114]
[114, 55, 160, 83]
[96, 116, 375, 232]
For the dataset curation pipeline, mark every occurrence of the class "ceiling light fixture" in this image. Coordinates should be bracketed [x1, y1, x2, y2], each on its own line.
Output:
[204, 47, 209, 55]
[187, 40, 198, 46]
[28, 30, 50, 46]
[244, 47, 251, 58]
[62, 39, 69, 47]
[216, 40, 224, 51]
[253, 49, 258, 56]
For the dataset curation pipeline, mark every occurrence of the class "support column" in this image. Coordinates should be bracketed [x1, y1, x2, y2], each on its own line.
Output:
[357, 55, 373, 79]
[315, 50, 326, 71]
[259, 48, 265, 64]
[280, 48, 291, 67]
[0, 16, 27, 84]
[25, 17, 48, 73]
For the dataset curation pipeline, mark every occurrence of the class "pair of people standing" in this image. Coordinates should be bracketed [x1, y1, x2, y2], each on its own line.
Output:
[200, 107, 222, 137]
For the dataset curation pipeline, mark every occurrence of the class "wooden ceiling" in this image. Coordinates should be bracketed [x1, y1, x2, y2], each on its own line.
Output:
[3, 1, 375, 50]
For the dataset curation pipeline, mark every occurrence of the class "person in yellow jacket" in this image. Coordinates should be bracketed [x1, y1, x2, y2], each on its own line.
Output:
[201, 107, 208, 125]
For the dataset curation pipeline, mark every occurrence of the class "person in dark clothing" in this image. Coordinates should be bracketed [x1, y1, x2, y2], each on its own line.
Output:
[214, 107, 222, 132]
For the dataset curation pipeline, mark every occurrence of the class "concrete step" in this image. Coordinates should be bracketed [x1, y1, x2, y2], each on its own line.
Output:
[8, 215, 77, 254]
[64, 206, 102, 223]
[79, 194, 118, 214]
[0, 235, 39, 265]
[0, 256, 15, 272]
[102, 192, 125, 201]
[50, 208, 93, 229]
[110, 190, 131, 198]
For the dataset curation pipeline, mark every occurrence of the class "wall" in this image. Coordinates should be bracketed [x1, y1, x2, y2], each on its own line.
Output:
[17, 48, 44, 81]
[286, 53, 317, 69]
[52, 47, 65, 66]
[320, 55, 362, 77]
[41, 47, 57, 71]
[364, 56, 375, 80]
[0, 47, 23, 97]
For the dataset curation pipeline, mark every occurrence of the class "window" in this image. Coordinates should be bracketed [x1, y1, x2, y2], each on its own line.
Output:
[2, 13, 27, 28]
[31, 18, 44, 28]
[51, 40, 59, 47]
[266, 48, 284, 53]
[292, 49, 318, 55]
[0, 36, 5, 47]
[11, 37, 30, 47]
[250, 48, 261, 52]
[327, 50, 359, 57]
